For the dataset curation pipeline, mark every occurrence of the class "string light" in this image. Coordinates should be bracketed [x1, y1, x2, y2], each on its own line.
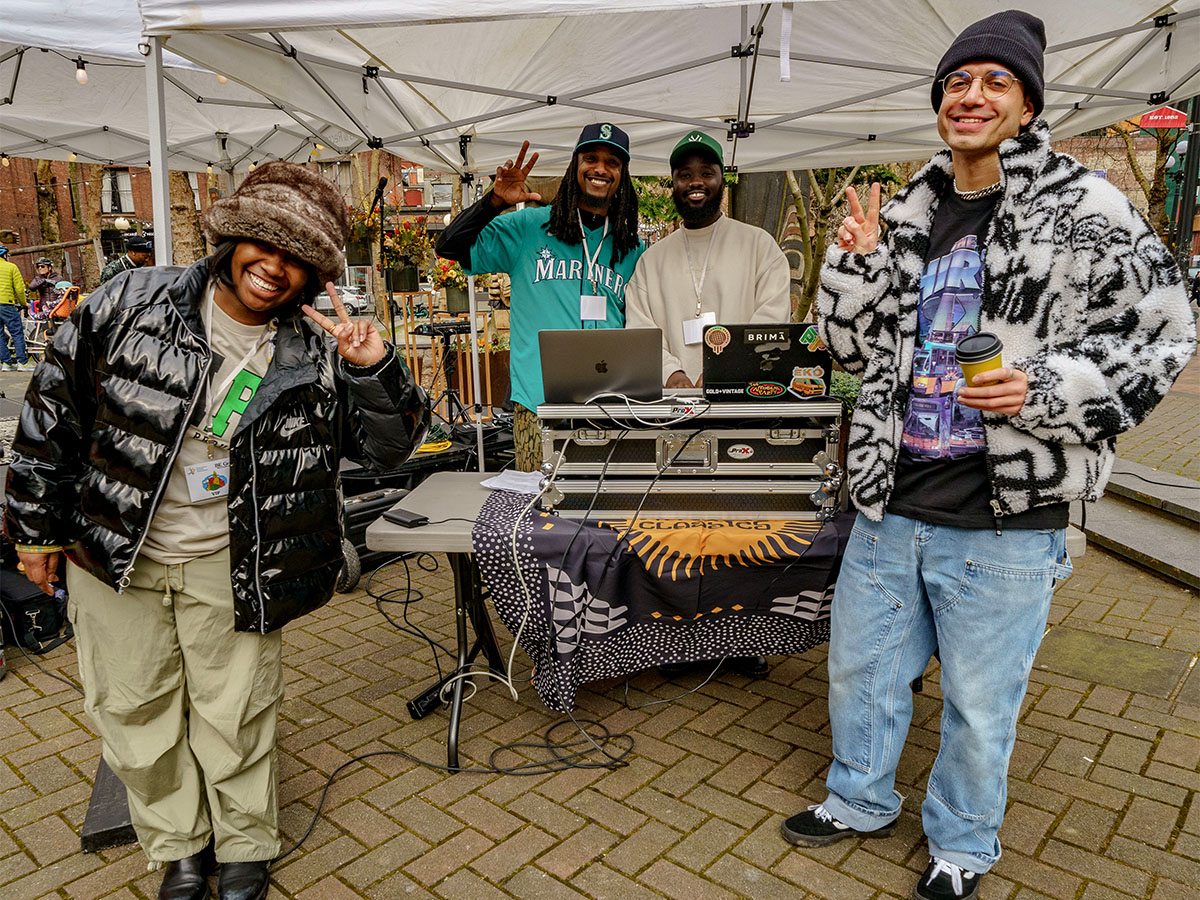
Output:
[217, 74, 228, 84]
[1, 155, 9, 168]
[206, 163, 213, 174]
[75, 58, 88, 85]
[248, 162, 256, 171]
[69, 152, 77, 161]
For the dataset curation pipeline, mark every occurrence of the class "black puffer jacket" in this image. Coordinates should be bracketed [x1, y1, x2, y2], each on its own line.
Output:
[4, 258, 429, 633]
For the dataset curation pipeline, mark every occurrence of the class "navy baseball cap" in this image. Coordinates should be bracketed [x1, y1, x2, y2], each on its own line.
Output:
[125, 235, 153, 253]
[575, 123, 630, 163]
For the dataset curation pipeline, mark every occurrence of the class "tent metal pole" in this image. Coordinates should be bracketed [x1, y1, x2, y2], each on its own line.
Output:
[737, 6, 749, 129]
[1046, 8, 1199, 52]
[759, 48, 931, 77]
[465, 273, 486, 473]
[377, 102, 547, 144]
[145, 36, 173, 265]
[371, 77, 466, 175]
[2, 46, 24, 104]
[1167, 62, 1200, 97]
[1048, 29, 1158, 131]
[267, 33, 376, 142]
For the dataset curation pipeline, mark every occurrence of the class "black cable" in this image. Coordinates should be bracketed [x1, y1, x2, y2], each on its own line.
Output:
[271, 716, 633, 864]
[365, 553, 455, 678]
[1110, 467, 1200, 489]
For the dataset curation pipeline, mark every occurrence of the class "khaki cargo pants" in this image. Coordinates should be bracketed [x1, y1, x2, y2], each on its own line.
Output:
[67, 549, 282, 864]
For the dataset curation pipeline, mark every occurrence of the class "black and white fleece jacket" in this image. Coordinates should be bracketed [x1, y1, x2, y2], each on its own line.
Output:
[818, 120, 1195, 522]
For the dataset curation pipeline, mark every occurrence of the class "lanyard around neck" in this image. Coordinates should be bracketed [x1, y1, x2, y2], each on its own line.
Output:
[578, 210, 609, 294]
[205, 289, 273, 417]
[682, 217, 721, 316]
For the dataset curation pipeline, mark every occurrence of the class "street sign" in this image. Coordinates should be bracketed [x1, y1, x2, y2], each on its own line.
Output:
[1139, 106, 1189, 128]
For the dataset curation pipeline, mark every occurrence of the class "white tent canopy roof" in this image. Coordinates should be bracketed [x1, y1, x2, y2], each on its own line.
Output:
[1, 2, 362, 173]
[141, 0, 1200, 174]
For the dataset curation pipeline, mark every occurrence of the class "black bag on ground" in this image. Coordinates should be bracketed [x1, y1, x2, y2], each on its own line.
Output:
[1, 566, 72, 653]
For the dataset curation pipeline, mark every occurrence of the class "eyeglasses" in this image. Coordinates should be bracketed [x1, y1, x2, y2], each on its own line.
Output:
[941, 70, 1020, 100]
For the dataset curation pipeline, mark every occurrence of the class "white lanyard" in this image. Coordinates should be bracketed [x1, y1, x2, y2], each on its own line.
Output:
[205, 291, 273, 420]
[682, 216, 721, 317]
[578, 211, 609, 294]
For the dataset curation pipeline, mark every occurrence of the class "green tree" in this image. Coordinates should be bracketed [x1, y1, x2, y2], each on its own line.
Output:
[785, 165, 901, 322]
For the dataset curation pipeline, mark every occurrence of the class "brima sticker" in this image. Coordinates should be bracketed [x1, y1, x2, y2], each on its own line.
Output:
[727, 443, 754, 459]
[746, 382, 786, 397]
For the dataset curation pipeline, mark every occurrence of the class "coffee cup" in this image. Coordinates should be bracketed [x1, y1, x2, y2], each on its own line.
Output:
[956, 332, 1005, 385]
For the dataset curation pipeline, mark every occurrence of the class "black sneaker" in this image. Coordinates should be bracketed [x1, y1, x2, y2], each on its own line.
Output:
[913, 857, 981, 900]
[780, 804, 896, 847]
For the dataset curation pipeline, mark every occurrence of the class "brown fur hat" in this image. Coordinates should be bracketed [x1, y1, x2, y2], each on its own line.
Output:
[203, 161, 350, 284]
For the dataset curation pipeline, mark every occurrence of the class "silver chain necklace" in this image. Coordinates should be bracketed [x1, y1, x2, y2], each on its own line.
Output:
[953, 179, 1003, 200]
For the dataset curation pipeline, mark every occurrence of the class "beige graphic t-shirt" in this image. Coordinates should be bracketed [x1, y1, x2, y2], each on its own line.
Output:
[141, 282, 276, 564]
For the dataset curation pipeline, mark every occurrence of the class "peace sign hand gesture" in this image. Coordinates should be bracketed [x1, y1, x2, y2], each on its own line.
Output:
[302, 283, 386, 368]
[836, 182, 882, 254]
[490, 141, 543, 209]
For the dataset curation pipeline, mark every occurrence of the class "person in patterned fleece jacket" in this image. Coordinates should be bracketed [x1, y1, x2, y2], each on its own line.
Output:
[780, 12, 1194, 900]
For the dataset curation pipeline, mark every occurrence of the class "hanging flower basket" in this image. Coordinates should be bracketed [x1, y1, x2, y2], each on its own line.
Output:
[345, 239, 372, 267]
[388, 266, 420, 292]
[445, 284, 470, 314]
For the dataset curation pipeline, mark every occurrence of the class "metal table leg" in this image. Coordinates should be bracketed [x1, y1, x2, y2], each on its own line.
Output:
[444, 552, 503, 770]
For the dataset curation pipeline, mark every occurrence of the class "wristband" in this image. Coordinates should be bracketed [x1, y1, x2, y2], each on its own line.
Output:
[15, 544, 63, 553]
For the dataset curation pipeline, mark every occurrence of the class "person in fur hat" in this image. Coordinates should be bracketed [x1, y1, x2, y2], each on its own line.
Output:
[5, 161, 429, 900]
[780, 11, 1194, 900]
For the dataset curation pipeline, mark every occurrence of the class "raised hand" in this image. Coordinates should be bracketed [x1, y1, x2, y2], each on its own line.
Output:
[302, 283, 386, 367]
[836, 182, 881, 254]
[490, 141, 543, 208]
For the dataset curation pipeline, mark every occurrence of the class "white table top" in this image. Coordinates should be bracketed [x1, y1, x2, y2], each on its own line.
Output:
[364, 470, 494, 554]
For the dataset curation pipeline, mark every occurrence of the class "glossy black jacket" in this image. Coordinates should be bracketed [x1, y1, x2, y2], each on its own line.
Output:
[4, 258, 429, 633]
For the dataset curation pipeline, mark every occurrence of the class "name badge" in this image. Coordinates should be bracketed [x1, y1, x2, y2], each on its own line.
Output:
[184, 458, 231, 503]
[682, 311, 717, 345]
[580, 294, 608, 321]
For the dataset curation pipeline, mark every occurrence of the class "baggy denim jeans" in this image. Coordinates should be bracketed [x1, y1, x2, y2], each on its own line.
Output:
[0, 303, 28, 364]
[821, 512, 1071, 873]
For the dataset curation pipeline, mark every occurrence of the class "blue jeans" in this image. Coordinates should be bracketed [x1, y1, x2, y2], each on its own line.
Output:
[822, 512, 1070, 873]
[0, 303, 27, 364]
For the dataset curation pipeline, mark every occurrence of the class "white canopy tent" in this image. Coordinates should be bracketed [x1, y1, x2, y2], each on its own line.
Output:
[0, 42, 361, 173]
[140, 0, 1200, 176]
[136, 0, 1200, 469]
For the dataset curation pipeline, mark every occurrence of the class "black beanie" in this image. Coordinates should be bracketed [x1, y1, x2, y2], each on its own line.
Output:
[932, 10, 1046, 116]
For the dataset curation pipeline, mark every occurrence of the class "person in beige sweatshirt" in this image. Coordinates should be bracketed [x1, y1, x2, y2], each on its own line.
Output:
[625, 130, 791, 388]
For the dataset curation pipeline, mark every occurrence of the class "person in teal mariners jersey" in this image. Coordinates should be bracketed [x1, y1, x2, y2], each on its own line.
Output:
[437, 123, 644, 470]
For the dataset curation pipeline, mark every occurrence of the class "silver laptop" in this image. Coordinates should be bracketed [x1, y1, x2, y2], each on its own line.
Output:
[539, 328, 663, 403]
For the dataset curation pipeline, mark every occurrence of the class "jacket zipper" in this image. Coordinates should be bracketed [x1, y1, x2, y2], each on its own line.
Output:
[249, 430, 267, 633]
[117, 353, 211, 591]
[990, 498, 1004, 535]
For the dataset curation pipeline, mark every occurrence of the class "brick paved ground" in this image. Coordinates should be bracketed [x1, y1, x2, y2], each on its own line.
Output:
[1116, 354, 1200, 480]
[2, 355, 1197, 899]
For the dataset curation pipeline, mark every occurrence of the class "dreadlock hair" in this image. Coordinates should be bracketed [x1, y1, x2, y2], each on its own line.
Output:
[545, 152, 640, 265]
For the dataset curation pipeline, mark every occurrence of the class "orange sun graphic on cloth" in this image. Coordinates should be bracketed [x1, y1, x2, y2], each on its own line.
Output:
[596, 518, 823, 581]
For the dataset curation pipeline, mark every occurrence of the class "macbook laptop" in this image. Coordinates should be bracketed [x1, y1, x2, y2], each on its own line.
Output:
[539, 328, 663, 403]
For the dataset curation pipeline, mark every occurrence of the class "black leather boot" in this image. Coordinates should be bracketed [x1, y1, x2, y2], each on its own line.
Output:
[159, 843, 216, 900]
[218, 860, 271, 900]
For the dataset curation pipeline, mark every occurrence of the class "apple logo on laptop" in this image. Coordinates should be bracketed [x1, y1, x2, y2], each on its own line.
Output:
[595, 359, 608, 374]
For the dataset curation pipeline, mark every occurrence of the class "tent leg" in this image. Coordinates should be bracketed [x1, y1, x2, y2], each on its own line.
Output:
[144, 36, 172, 265]
[466, 274, 486, 473]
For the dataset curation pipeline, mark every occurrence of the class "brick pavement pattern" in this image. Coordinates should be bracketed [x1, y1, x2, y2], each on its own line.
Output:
[2, 355, 1197, 899]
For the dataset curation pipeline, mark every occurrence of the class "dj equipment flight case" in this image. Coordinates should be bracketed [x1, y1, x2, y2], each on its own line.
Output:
[537, 396, 845, 520]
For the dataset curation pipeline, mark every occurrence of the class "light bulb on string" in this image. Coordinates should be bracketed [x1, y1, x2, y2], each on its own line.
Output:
[206, 163, 213, 174]
[75, 58, 88, 85]
[1, 155, 9, 168]
[248, 162, 256, 171]
[69, 152, 77, 161]
[217, 74, 228, 84]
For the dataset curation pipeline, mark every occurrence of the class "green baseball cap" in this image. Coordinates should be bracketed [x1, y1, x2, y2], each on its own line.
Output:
[669, 130, 723, 170]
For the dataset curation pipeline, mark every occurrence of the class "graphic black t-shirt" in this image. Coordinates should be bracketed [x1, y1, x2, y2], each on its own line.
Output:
[886, 191, 1067, 530]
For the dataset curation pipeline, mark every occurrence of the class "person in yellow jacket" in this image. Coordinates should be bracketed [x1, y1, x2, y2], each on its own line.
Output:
[0, 246, 35, 371]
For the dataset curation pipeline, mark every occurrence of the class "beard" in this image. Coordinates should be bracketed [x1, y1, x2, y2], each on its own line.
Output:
[673, 181, 724, 226]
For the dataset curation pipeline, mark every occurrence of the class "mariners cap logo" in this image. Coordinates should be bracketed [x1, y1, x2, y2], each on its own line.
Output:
[599, 123, 612, 139]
